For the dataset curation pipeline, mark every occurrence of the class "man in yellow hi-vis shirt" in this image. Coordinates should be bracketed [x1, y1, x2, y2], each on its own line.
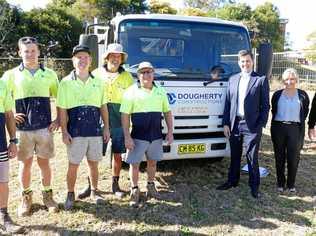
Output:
[0, 80, 24, 234]
[57, 45, 110, 210]
[78, 43, 133, 199]
[2, 37, 59, 217]
[121, 62, 173, 207]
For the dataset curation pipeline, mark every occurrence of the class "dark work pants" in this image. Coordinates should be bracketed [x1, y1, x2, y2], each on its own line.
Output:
[270, 121, 301, 189]
[228, 118, 262, 192]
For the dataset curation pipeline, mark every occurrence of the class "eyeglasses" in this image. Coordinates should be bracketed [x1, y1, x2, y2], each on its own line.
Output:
[18, 37, 38, 45]
[139, 70, 153, 75]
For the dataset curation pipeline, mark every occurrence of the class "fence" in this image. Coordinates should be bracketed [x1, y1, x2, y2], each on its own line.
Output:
[0, 57, 73, 79]
[267, 50, 316, 83]
[1, 50, 316, 85]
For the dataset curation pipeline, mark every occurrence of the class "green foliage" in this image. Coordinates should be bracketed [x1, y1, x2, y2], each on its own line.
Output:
[180, 7, 208, 17]
[71, 0, 147, 22]
[19, 5, 82, 57]
[50, 0, 76, 8]
[0, 0, 22, 55]
[148, 0, 177, 14]
[184, 0, 235, 11]
[211, 2, 284, 52]
[252, 2, 283, 51]
[306, 31, 316, 62]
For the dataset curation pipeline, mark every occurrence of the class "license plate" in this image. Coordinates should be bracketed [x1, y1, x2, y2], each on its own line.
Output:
[177, 144, 206, 154]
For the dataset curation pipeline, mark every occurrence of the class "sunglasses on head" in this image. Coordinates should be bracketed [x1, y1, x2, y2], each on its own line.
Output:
[19, 37, 38, 44]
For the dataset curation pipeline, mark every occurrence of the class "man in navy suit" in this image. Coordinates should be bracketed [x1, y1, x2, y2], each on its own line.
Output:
[216, 50, 270, 198]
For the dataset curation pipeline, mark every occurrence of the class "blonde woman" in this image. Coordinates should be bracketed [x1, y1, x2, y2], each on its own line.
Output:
[271, 68, 309, 193]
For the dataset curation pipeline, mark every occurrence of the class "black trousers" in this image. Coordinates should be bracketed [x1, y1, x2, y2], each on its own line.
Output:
[228, 118, 262, 192]
[270, 121, 301, 189]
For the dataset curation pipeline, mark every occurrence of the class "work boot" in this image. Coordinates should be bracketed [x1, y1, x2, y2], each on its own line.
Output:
[64, 192, 75, 211]
[77, 177, 91, 199]
[17, 191, 33, 217]
[42, 190, 59, 213]
[112, 176, 124, 198]
[90, 189, 104, 205]
[146, 182, 158, 199]
[129, 187, 140, 207]
[1, 212, 24, 234]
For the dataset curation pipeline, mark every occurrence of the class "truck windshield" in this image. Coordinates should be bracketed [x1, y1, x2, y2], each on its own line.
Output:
[118, 19, 250, 79]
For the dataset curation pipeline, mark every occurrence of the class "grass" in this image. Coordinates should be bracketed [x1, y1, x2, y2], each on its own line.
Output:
[3, 100, 316, 235]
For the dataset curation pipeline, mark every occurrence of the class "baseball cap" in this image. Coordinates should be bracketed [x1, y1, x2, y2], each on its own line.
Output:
[72, 45, 91, 56]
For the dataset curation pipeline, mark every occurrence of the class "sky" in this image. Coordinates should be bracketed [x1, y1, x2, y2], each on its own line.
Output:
[6, 0, 316, 50]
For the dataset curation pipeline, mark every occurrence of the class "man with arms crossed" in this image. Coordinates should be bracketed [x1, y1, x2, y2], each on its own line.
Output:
[121, 62, 173, 207]
[57, 45, 110, 210]
[2, 36, 59, 216]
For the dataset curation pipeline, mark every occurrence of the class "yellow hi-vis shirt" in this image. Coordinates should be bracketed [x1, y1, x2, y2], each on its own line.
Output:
[92, 66, 134, 128]
[0, 79, 14, 157]
[57, 71, 107, 137]
[2, 64, 58, 130]
[120, 82, 170, 141]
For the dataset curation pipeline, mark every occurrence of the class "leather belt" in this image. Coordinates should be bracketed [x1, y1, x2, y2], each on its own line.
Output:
[236, 116, 245, 120]
[274, 120, 299, 125]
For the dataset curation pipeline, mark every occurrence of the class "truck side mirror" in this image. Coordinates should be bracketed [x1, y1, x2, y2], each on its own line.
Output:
[79, 34, 99, 70]
[257, 43, 273, 79]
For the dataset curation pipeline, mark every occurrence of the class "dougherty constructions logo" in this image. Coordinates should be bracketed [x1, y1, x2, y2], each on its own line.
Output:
[167, 92, 223, 105]
[167, 93, 177, 105]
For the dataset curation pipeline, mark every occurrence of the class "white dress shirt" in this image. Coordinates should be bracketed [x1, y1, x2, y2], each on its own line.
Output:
[237, 72, 251, 117]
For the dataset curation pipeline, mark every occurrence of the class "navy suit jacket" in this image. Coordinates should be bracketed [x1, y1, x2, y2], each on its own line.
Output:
[222, 71, 270, 133]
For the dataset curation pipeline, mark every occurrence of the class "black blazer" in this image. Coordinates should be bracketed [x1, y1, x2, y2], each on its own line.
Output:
[271, 89, 310, 148]
[222, 71, 270, 132]
[308, 92, 316, 129]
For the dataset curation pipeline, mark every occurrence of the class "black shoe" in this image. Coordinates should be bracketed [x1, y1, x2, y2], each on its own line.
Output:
[112, 176, 122, 193]
[251, 189, 260, 198]
[216, 182, 238, 190]
[112, 176, 124, 198]
[77, 177, 91, 199]
[78, 186, 91, 199]
[64, 192, 75, 211]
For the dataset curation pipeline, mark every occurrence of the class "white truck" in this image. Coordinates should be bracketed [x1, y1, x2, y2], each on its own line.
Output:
[80, 14, 272, 161]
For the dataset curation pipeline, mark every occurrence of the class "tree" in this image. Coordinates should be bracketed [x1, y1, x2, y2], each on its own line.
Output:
[211, 3, 259, 44]
[148, 0, 177, 14]
[184, 0, 235, 11]
[71, 0, 147, 22]
[305, 31, 316, 62]
[19, 5, 82, 57]
[50, 0, 76, 8]
[211, 2, 283, 52]
[180, 7, 207, 16]
[0, 0, 22, 55]
[252, 2, 283, 51]
[71, 0, 100, 22]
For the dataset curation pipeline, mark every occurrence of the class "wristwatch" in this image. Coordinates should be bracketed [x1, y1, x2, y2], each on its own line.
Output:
[9, 138, 19, 144]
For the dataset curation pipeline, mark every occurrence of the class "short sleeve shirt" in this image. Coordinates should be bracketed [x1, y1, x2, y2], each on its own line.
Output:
[92, 67, 134, 104]
[0, 79, 14, 153]
[57, 71, 107, 137]
[2, 65, 59, 130]
[120, 83, 170, 141]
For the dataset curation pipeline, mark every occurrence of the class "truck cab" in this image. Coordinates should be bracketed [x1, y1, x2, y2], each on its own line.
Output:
[80, 14, 272, 161]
